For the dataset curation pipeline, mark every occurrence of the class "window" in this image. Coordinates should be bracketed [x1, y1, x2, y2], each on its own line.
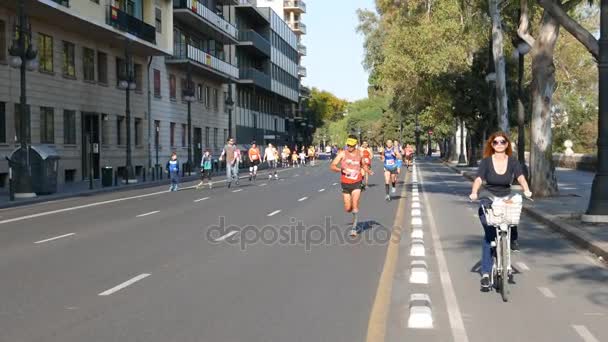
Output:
[180, 78, 186, 100]
[116, 57, 126, 86]
[223, 91, 228, 113]
[101, 114, 110, 145]
[169, 74, 176, 99]
[170, 122, 176, 146]
[63, 110, 76, 144]
[117, 116, 124, 145]
[223, 129, 227, 145]
[38, 33, 53, 73]
[40, 107, 54, 144]
[181, 124, 186, 147]
[213, 89, 219, 110]
[204, 86, 210, 107]
[135, 118, 142, 146]
[97, 52, 108, 84]
[205, 126, 210, 148]
[14, 104, 29, 143]
[155, 8, 162, 33]
[154, 120, 160, 148]
[0, 20, 6, 62]
[134, 64, 142, 91]
[197, 84, 203, 101]
[83, 47, 95, 81]
[213, 128, 218, 148]
[62, 41, 75, 77]
[153, 69, 161, 97]
[0, 102, 5, 143]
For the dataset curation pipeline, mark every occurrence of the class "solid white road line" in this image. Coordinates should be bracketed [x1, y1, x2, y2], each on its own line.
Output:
[232, 189, 243, 193]
[98, 273, 151, 296]
[572, 325, 600, 342]
[136, 211, 160, 218]
[268, 210, 281, 217]
[34, 233, 75, 244]
[298, 197, 308, 202]
[419, 164, 470, 341]
[215, 231, 239, 242]
[318, 188, 326, 192]
[194, 197, 210, 202]
[515, 262, 530, 271]
[259, 183, 267, 187]
[538, 287, 556, 298]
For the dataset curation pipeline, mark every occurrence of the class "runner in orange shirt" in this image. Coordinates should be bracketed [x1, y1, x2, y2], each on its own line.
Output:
[248, 141, 261, 182]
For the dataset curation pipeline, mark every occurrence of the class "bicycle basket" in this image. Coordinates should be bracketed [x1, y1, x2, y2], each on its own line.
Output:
[485, 202, 523, 226]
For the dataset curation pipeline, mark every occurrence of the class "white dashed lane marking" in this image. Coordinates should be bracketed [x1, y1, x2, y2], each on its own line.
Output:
[318, 188, 326, 192]
[538, 287, 556, 298]
[515, 262, 530, 271]
[136, 211, 160, 218]
[267, 210, 281, 217]
[232, 189, 243, 193]
[298, 197, 308, 202]
[98, 273, 151, 296]
[215, 231, 239, 242]
[35, 233, 75, 244]
[572, 325, 600, 342]
[194, 197, 210, 202]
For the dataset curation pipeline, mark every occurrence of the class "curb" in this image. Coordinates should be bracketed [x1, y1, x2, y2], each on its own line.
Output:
[441, 161, 608, 262]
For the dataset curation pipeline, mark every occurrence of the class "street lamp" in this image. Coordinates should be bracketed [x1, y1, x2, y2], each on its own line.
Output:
[9, 0, 38, 198]
[458, 118, 466, 165]
[183, 63, 196, 175]
[118, 40, 137, 184]
[225, 83, 234, 139]
[583, 0, 608, 222]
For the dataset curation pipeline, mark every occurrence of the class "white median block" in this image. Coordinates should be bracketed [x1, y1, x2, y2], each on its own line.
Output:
[408, 294, 433, 329]
[410, 261, 429, 284]
[411, 229, 424, 239]
[411, 209, 422, 217]
[412, 202, 421, 209]
[412, 217, 423, 226]
[410, 242, 425, 257]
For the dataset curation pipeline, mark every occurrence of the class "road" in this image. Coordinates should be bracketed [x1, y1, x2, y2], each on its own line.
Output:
[0, 159, 605, 342]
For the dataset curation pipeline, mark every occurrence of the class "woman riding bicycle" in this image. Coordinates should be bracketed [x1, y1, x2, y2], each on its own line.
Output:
[468, 132, 532, 290]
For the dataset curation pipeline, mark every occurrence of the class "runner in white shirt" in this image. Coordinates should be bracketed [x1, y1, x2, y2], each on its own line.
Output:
[264, 143, 279, 180]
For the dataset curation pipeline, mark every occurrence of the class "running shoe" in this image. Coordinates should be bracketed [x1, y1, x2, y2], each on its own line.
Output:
[275, 174, 279, 180]
[227, 181, 231, 188]
[349, 229, 358, 237]
[480, 274, 491, 290]
[391, 187, 396, 194]
[385, 195, 391, 201]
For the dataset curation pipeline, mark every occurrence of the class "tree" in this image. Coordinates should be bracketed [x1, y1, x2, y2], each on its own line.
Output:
[489, 0, 510, 132]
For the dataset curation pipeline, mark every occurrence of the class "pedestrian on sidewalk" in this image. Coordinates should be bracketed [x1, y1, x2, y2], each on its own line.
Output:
[166, 152, 180, 192]
[469, 132, 532, 290]
[197, 149, 213, 189]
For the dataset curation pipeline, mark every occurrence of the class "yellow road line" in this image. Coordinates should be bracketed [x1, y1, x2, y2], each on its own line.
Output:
[366, 171, 410, 342]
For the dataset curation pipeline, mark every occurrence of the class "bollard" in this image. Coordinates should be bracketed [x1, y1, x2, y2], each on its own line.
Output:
[114, 170, 118, 186]
[143, 168, 146, 182]
[8, 165, 14, 201]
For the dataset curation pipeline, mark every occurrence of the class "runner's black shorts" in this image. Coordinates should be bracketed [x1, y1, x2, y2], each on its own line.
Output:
[384, 167, 399, 175]
[251, 159, 260, 166]
[342, 181, 363, 194]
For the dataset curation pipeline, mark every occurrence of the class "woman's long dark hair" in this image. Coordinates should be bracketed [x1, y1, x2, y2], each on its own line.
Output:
[483, 132, 513, 158]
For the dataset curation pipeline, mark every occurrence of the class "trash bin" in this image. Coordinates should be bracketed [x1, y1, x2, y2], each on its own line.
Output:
[102, 166, 113, 187]
[27, 145, 60, 195]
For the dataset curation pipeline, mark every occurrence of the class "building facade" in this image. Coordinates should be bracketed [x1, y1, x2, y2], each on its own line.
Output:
[0, 0, 303, 188]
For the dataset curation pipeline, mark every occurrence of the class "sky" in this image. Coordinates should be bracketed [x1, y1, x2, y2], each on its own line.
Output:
[300, 0, 376, 102]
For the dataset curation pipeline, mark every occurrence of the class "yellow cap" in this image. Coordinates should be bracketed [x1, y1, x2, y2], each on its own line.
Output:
[346, 138, 358, 146]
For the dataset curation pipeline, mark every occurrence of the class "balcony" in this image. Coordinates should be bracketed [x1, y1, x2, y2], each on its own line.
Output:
[107, 6, 156, 44]
[173, 0, 239, 44]
[298, 66, 307, 77]
[284, 0, 306, 13]
[50, 0, 70, 6]
[239, 68, 272, 91]
[289, 21, 306, 35]
[238, 30, 271, 58]
[168, 44, 239, 80]
[235, 0, 270, 25]
[297, 43, 307, 56]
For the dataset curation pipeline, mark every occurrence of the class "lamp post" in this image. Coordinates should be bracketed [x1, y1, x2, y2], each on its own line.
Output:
[458, 118, 467, 165]
[583, 0, 608, 222]
[9, 0, 38, 198]
[118, 39, 136, 183]
[225, 83, 234, 139]
[183, 63, 196, 175]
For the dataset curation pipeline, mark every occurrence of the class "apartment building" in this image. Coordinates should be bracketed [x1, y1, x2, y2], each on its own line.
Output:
[0, 0, 302, 189]
[0, 0, 173, 185]
[232, 1, 299, 146]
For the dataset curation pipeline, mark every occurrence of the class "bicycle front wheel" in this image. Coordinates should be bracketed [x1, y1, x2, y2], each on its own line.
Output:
[500, 235, 510, 302]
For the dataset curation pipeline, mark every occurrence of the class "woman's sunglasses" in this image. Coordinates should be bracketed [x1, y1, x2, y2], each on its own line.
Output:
[492, 139, 508, 146]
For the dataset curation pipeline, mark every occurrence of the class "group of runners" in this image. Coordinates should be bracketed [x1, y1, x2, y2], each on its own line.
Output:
[330, 136, 416, 237]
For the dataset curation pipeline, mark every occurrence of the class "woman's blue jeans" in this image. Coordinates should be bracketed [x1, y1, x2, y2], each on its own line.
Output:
[478, 198, 519, 275]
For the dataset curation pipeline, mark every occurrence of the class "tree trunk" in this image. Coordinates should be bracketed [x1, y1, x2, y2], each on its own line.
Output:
[449, 134, 458, 162]
[530, 10, 560, 197]
[489, 0, 509, 132]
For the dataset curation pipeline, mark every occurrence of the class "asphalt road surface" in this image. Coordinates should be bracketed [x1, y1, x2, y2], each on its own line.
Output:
[0, 158, 605, 342]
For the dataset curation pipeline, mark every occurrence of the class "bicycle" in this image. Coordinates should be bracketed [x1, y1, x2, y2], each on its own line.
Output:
[481, 195, 524, 302]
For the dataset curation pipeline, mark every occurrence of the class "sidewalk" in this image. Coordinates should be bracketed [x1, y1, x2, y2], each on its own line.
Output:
[443, 160, 608, 262]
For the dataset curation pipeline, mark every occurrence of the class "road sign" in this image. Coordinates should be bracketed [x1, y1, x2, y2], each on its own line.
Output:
[428, 130, 433, 135]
